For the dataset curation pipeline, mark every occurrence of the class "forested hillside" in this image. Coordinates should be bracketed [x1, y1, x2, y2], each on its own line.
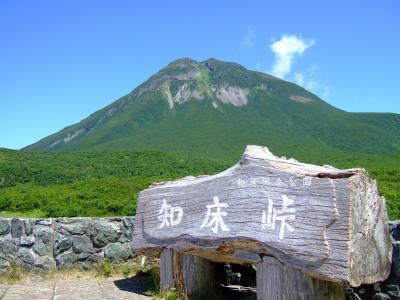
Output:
[0, 149, 228, 217]
[1, 148, 399, 219]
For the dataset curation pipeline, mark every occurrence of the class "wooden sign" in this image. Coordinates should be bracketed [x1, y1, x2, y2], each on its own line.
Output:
[132, 145, 391, 286]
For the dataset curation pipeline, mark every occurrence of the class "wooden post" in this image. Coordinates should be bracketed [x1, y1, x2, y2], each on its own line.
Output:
[160, 248, 175, 291]
[160, 249, 222, 300]
[257, 256, 345, 300]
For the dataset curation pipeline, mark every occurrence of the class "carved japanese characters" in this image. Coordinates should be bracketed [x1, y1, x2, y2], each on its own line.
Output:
[133, 145, 391, 286]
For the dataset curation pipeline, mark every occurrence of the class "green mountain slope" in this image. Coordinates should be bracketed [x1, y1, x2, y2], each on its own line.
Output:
[24, 58, 400, 161]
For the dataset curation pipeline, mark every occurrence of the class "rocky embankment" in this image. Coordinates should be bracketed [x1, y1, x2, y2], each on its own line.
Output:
[0, 217, 134, 273]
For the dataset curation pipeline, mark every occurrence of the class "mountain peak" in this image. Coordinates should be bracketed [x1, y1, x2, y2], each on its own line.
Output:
[166, 57, 198, 68]
[23, 58, 400, 158]
[150, 57, 265, 109]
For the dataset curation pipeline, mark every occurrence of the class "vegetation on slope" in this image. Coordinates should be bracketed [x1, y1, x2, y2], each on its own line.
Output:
[24, 58, 400, 160]
[0, 148, 399, 219]
[0, 149, 228, 217]
[14, 58, 399, 219]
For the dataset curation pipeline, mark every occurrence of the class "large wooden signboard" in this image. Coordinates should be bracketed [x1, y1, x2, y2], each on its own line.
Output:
[132, 145, 391, 287]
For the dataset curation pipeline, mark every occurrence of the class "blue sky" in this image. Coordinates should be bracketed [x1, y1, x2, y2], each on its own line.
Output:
[1, 1, 399, 149]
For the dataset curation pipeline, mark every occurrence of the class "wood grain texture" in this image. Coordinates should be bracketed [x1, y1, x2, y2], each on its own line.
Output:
[160, 249, 222, 300]
[132, 145, 391, 286]
[257, 256, 345, 300]
[349, 171, 392, 286]
[160, 249, 175, 291]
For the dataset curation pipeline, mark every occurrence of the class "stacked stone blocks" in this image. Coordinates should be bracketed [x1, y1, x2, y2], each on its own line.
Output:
[0, 217, 134, 274]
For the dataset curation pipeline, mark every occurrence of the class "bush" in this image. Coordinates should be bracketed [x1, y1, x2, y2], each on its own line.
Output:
[122, 265, 132, 278]
[153, 288, 178, 300]
[96, 260, 113, 278]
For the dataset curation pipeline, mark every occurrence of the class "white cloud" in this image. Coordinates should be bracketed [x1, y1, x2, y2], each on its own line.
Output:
[294, 66, 319, 90]
[321, 85, 332, 99]
[270, 35, 315, 78]
[293, 72, 305, 86]
[242, 26, 256, 49]
[294, 66, 332, 100]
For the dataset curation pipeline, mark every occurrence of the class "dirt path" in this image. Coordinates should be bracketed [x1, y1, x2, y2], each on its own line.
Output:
[0, 276, 151, 300]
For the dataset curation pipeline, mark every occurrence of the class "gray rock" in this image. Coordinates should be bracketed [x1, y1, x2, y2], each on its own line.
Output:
[33, 255, 55, 272]
[0, 237, 18, 260]
[118, 226, 133, 243]
[54, 234, 72, 256]
[17, 247, 35, 270]
[11, 218, 25, 237]
[56, 218, 87, 235]
[358, 288, 366, 295]
[72, 235, 97, 254]
[19, 235, 35, 247]
[372, 293, 391, 300]
[35, 219, 53, 226]
[387, 284, 400, 297]
[393, 242, 400, 278]
[123, 217, 135, 229]
[373, 283, 382, 293]
[55, 250, 79, 269]
[104, 243, 132, 263]
[0, 217, 142, 273]
[345, 288, 362, 300]
[33, 225, 52, 256]
[89, 220, 122, 248]
[119, 217, 134, 243]
[0, 219, 10, 235]
[78, 252, 104, 270]
[0, 258, 10, 275]
[389, 221, 400, 241]
[77, 252, 92, 260]
[25, 219, 34, 235]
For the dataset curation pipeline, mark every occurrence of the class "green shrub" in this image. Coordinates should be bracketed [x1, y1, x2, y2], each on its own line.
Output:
[0, 149, 228, 218]
[96, 260, 113, 278]
[153, 288, 178, 300]
[122, 265, 132, 278]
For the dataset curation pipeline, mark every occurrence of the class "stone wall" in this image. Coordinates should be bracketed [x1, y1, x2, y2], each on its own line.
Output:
[2, 216, 400, 298]
[0, 217, 134, 274]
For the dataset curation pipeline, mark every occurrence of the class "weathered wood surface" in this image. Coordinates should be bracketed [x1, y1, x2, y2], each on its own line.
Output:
[132, 145, 392, 286]
[160, 249, 221, 300]
[160, 249, 175, 291]
[257, 256, 345, 300]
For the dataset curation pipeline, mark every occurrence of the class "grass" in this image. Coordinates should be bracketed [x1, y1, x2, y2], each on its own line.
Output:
[2, 261, 23, 283]
[0, 256, 158, 284]
[95, 260, 113, 278]
[0, 209, 47, 218]
[153, 288, 179, 300]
